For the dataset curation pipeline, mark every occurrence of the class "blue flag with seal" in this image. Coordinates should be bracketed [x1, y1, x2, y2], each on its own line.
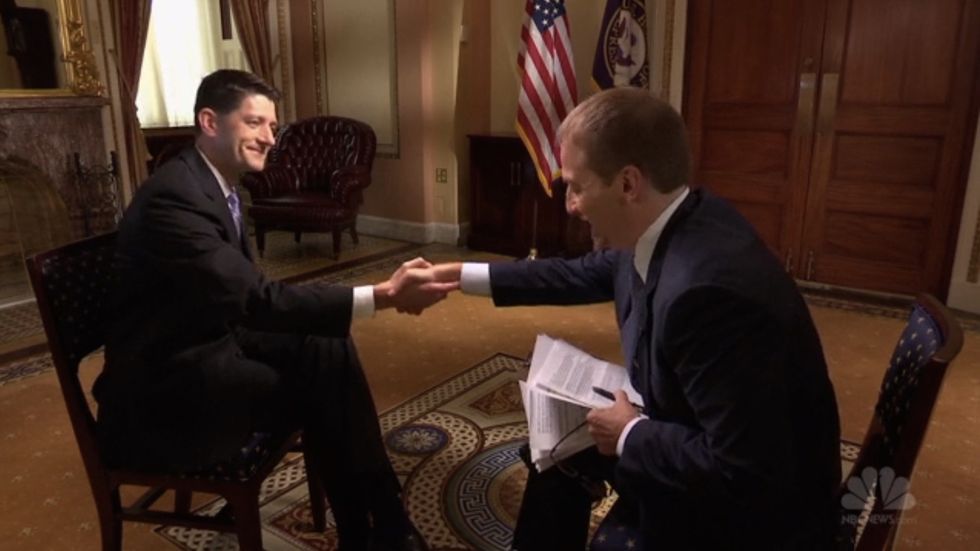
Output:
[592, 0, 649, 89]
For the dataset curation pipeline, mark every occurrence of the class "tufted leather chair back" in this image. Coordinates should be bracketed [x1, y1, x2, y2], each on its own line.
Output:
[837, 293, 963, 551]
[267, 116, 377, 194]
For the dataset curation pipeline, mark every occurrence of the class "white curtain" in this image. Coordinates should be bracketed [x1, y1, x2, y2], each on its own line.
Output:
[136, 0, 250, 128]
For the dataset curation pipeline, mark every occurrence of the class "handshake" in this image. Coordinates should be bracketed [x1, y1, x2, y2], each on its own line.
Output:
[373, 258, 464, 315]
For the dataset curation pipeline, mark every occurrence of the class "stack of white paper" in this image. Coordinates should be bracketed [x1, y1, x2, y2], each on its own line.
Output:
[520, 334, 644, 472]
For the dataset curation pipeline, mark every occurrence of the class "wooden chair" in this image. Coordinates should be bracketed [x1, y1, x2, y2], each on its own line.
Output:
[26, 231, 327, 551]
[838, 293, 964, 550]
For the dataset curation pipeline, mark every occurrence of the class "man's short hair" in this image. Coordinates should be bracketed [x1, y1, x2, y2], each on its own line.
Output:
[192, 69, 281, 133]
[557, 87, 691, 193]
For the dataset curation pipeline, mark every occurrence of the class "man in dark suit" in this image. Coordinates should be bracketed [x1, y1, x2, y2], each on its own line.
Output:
[94, 70, 446, 551]
[405, 88, 841, 549]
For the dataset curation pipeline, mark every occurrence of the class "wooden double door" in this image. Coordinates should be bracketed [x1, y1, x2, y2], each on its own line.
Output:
[684, 0, 980, 297]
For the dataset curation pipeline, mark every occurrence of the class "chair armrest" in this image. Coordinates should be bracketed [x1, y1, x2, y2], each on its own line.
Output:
[330, 165, 372, 206]
[242, 168, 297, 199]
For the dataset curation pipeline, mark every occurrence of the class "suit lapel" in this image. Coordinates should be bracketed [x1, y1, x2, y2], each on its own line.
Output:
[182, 148, 253, 260]
[240, 224, 254, 261]
[625, 190, 702, 407]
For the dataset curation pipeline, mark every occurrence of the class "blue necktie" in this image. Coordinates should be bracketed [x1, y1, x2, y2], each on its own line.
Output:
[226, 189, 243, 238]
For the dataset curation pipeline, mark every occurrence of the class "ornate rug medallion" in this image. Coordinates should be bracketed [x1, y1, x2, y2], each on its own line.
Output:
[155, 354, 861, 550]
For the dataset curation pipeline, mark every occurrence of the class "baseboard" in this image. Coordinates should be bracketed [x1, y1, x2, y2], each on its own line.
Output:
[795, 279, 914, 307]
[357, 215, 469, 246]
[947, 280, 980, 314]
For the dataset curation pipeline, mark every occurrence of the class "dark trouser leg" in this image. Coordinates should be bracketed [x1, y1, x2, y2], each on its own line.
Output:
[236, 331, 405, 546]
[511, 446, 613, 551]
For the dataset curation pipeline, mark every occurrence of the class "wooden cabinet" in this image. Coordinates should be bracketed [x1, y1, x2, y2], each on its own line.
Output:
[468, 134, 592, 258]
[684, 0, 980, 297]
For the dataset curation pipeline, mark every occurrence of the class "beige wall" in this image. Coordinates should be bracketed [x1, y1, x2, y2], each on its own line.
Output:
[948, 115, 980, 313]
[289, 0, 460, 225]
[362, 0, 428, 223]
[453, 0, 492, 224]
[322, 0, 397, 152]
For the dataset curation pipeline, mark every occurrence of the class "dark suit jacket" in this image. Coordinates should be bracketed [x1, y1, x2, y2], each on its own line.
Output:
[95, 148, 353, 471]
[490, 189, 841, 549]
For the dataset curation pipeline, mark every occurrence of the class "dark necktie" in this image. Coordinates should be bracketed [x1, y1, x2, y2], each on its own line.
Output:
[226, 189, 243, 238]
[622, 266, 646, 373]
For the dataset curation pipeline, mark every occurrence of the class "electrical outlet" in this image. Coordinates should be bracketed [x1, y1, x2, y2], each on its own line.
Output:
[436, 168, 448, 183]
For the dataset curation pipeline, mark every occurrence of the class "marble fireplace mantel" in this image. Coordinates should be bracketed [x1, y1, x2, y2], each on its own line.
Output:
[0, 94, 114, 238]
[0, 94, 116, 305]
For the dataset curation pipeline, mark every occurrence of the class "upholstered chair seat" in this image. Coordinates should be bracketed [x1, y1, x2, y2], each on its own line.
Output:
[184, 432, 275, 481]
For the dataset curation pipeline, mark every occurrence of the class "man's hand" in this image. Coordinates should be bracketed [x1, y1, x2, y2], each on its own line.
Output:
[586, 390, 640, 456]
[409, 262, 463, 285]
[374, 258, 460, 315]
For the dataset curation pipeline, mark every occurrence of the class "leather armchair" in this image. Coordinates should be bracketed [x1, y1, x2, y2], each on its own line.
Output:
[243, 116, 377, 259]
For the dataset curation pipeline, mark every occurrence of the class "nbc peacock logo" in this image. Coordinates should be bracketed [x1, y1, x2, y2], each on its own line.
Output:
[841, 466, 916, 525]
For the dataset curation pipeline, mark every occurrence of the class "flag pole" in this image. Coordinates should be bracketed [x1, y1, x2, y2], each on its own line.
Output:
[528, 198, 539, 260]
[516, 0, 577, 263]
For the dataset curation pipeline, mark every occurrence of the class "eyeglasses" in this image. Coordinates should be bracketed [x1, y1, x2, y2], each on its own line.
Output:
[549, 420, 608, 502]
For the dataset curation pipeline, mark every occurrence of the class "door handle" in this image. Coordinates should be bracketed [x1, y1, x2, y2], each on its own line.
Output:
[796, 72, 817, 137]
[816, 73, 840, 137]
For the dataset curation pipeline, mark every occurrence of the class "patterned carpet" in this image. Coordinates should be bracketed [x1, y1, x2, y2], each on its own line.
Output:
[1, 242, 977, 549]
[155, 354, 543, 550]
[154, 354, 861, 551]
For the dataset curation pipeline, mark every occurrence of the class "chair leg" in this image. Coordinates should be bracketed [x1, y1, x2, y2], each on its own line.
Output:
[294, 231, 302, 244]
[229, 490, 264, 551]
[331, 229, 342, 260]
[174, 490, 191, 513]
[256, 227, 267, 258]
[303, 448, 328, 532]
[349, 223, 359, 246]
[95, 488, 123, 551]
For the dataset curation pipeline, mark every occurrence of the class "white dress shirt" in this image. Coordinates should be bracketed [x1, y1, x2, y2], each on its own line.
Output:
[460, 187, 690, 455]
[197, 147, 376, 319]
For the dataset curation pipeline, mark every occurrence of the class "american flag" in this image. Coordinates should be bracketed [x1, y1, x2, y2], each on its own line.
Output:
[516, 0, 577, 197]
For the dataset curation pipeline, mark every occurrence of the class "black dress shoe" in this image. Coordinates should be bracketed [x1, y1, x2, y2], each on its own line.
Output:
[368, 521, 430, 551]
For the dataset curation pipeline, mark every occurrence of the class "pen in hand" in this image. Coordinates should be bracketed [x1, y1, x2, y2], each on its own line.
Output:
[592, 386, 645, 413]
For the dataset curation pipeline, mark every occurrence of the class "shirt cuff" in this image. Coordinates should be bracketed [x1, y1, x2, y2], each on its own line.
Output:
[352, 285, 375, 319]
[616, 416, 647, 456]
[460, 263, 491, 296]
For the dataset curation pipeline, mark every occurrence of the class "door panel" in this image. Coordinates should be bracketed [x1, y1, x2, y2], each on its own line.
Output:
[840, 0, 961, 105]
[704, 2, 804, 104]
[801, 0, 980, 295]
[834, 135, 941, 186]
[685, 0, 828, 272]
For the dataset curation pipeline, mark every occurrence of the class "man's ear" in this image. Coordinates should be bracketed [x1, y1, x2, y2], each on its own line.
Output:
[197, 108, 220, 137]
[619, 165, 644, 201]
